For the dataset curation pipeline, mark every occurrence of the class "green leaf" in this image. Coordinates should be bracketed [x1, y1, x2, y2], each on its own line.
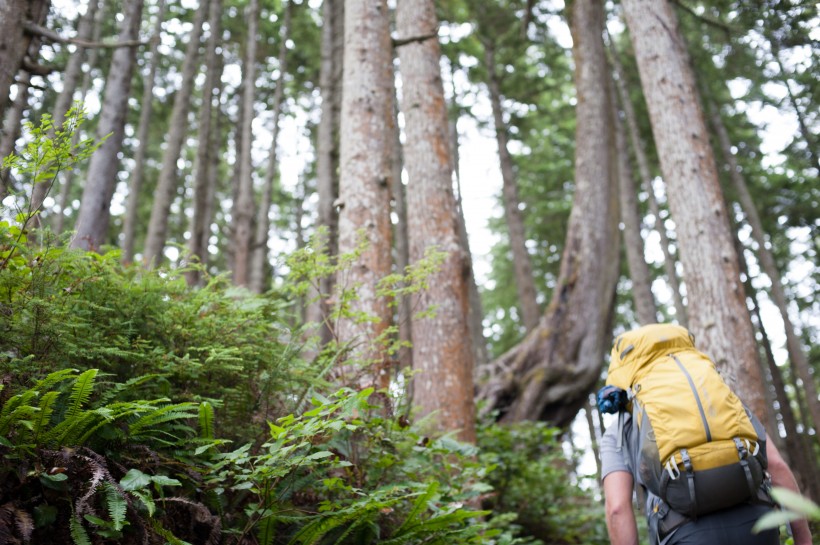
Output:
[257, 514, 277, 545]
[120, 469, 152, 491]
[770, 487, 820, 519]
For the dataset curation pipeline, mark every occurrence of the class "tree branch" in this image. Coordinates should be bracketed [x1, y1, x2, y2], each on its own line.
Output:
[670, 0, 733, 37]
[23, 20, 149, 49]
[392, 32, 438, 48]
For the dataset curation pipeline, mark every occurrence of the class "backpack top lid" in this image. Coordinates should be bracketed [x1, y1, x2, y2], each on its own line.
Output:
[606, 323, 695, 390]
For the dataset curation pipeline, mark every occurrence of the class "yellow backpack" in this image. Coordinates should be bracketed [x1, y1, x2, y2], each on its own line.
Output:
[606, 324, 768, 516]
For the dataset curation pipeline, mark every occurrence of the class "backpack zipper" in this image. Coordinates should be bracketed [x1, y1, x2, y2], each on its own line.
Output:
[670, 354, 712, 443]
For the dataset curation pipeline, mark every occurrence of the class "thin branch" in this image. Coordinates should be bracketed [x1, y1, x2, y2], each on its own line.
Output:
[23, 20, 149, 49]
[670, 0, 733, 37]
[392, 31, 438, 48]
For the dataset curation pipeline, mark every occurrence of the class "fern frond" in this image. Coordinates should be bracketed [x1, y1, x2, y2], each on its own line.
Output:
[150, 518, 191, 545]
[257, 514, 276, 545]
[103, 483, 127, 531]
[34, 368, 78, 392]
[45, 412, 99, 447]
[97, 373, 164, 405]
[70, 515, 91, 545]
[65, 369, 98, 421]
[128, 404, 199, 436]
[199, 401, 214, 439]
[0, 390, 38, 429]
[394, 481, 439, 536]
[32, 391, 60, 442]
[12, 507, 33, 542]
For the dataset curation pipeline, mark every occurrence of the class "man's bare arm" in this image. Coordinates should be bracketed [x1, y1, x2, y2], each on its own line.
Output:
[604, 470, 639, 545]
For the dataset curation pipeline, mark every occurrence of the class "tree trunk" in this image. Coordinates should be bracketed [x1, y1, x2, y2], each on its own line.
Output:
[30, 0, 100, 217]
[483, 40, 541, 333]
[250, 0, 291, 294]
[452, 114, 490, 373]
[71, 0, 144, 251]
[621, 0, 768, 420]
[335, 0, 394, 388]
[708, 99, 820, 434]
[390, 90, 412, 372]
[0, 70, 30, 199]
[609, 43, 687, 326]
[611, 78, 657, 325]
[0, 0, 50, 117]
[121, 0, 166, 264]
[478, 0, 620, 428]
[738, 236, 820, 501]
[56, 0, 106, 235]
[231, 0, 260, 286]
[397, 0, 476, 442]
[307, 0, 343, 342]
[143, 0, 207, 267]
[186, 0, 223, 285]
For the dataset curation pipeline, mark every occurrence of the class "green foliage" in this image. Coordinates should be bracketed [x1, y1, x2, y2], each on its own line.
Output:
[752, 487, 820, 536]
[477, 418, 609, 544]
[0, 369, 216, 544]
[205, 387, 542, 545]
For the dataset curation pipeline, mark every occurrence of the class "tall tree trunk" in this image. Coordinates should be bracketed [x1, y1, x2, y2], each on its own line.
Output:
[390, 91, 412, 372]
[143, 0, 207, 267]
[483, 40, 541, 333]
[609, 43, 687, 326]
[335, 0, 394, 388]
[621, 0, 767, 420]
[186, 0, 223, 285]
[0, 70, 30, 198]
[0, 0, 49, 117]
[122, 0, 166, 264]
[736, 233, 820, 500]
[478, 0, 620, 428]
[30, 0, 101, 216]
[611, 79, 657, 325]
[231, 0, 260, 286]
[56, 0, 106, 235]
[307, 0, 343, 342]
[708, 99, 820, 433]
[397, 0, 476, 442]
[71, 0, 144, 251]
[451, 113, 490, 372]
[250, 0, 292, 294]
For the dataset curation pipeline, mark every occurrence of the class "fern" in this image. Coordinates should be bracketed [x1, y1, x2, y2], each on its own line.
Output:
[199, 401, 214, 439]
[102, 484, 127, 531]
[34, 368, 78, 392]
[65, 369, 98, 421]
[31, 391, 60, 442]
[393, 481, 439, 536]
[70, 515, 91, 545]
[257, 514, 277, 545]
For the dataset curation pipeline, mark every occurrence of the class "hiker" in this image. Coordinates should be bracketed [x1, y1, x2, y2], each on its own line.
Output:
[598, 324, 812, 545]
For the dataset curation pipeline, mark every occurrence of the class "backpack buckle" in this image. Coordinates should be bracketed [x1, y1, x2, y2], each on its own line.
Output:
[664, 458, 681, 480]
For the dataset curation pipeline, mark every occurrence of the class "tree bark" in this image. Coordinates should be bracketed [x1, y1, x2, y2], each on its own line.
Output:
[142, 0, 207, 267]
[186, 0, 223, 285]
[307, 0, 344, 342]
[29, 0, 100, 217]
[0, 0, 50, 117]
[609, 42, 687, 326]
[397, 0, 476, 442]
[231, 0, 260, 286]
[611, 79, 657, 325]
[56, 0, 106, 235]
[0, 70, 30, 199]
[483, 40, 541, 333]
[250, 0, 292, 294]
[335, 0, 394, 388]
[71, 0, 144, 251]
[621, 0, 768, 420]
[478, 0, 620, 428]
[708, 99, 820, 434]
[390, 90, 412, 372]
[121, 0, 166, 264]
